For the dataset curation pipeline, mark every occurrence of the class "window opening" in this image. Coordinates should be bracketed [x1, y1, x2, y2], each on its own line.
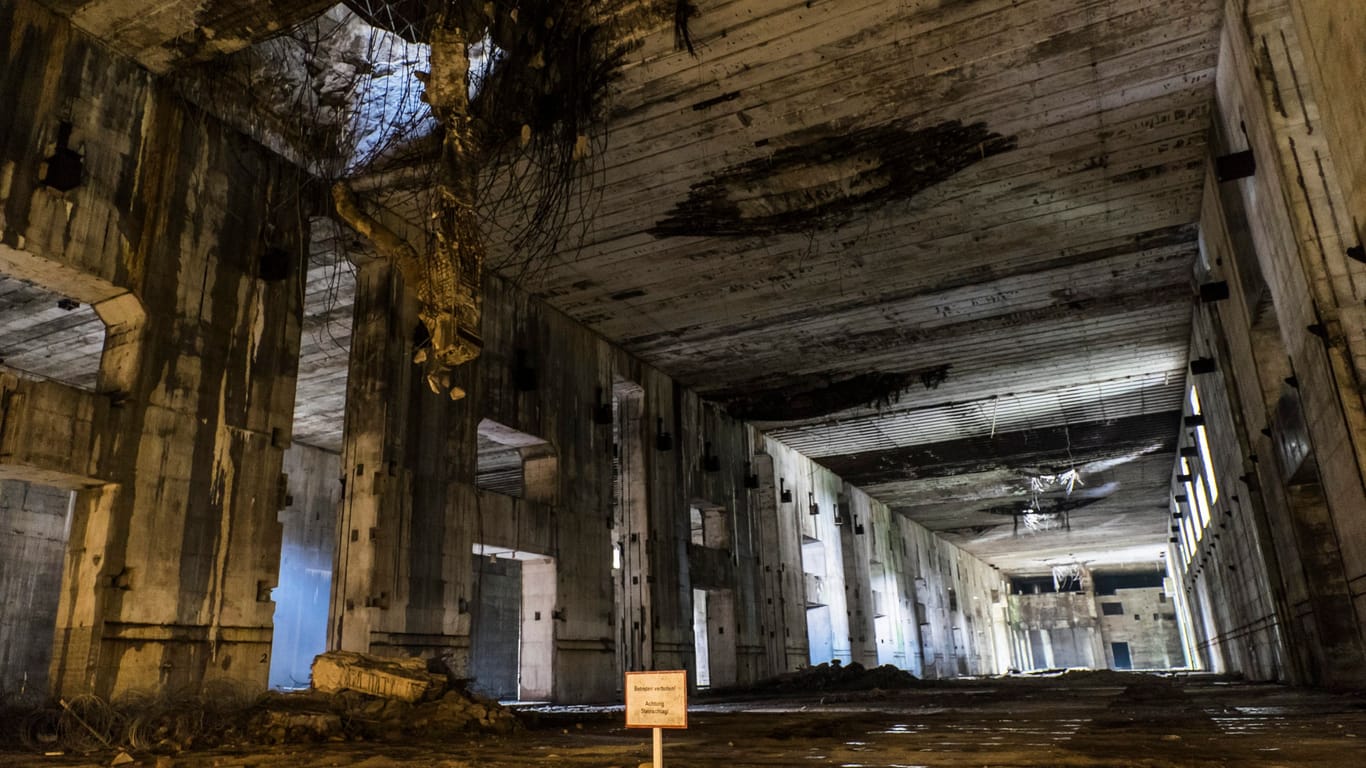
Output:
[1189, 387, 1220, 503]
[690, 501, 731, 549]
[0, 275, 105, 391]
[1181, 515, 1196, 565]
[475, 419, 554, 500]
[1192, 475, 1211, 535]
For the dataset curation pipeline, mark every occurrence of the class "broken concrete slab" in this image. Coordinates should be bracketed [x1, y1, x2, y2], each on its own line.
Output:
[310, 651, 445, 703]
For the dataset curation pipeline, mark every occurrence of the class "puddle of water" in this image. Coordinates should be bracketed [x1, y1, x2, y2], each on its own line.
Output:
[876, 723, 928, 734]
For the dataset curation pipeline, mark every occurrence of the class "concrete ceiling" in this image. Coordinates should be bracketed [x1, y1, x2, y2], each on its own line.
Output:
[0, 0, 1227, 575]
[36, 0, 338, 71]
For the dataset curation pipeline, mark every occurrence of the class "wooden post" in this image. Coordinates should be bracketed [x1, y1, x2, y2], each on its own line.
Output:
[625, 669, 686, 766]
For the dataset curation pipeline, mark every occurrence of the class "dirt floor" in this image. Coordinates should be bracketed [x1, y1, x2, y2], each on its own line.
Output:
[4, 673, 1364, 767]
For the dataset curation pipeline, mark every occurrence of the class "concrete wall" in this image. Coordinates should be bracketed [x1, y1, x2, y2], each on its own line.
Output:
[0, 480, 71, 697]
[1289, 1, 1366, 256]
[1008, 585, 1184, 671]
[1166, 0, 1366, 688]
[1, 0, 306, 698]
[1096, 588, 1185, 670]
[519, 558, 555, 700]
[331, 261, 619, 702]
[767, 436, 850, 668]
[1009, 592, 1103, 670]
[766, 437, 1008, 679]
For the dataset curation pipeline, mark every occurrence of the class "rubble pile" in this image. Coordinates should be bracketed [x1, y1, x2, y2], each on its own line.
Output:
[250, 651, 519, 744]
[740, 661, 921, 693]
[311, 651, 445, 703]
[1005, 668, 1175, 686]
[2, 651, 518, 756]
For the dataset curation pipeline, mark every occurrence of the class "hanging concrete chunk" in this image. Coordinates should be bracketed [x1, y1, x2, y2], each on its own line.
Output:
[310, 651, 445, 702]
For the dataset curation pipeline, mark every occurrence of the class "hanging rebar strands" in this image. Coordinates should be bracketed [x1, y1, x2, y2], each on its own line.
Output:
[333, 1, 485, 400]
[330, 1, 684, 398]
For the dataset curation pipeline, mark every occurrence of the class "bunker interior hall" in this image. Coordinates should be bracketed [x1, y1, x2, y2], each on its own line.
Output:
[2, 0, 1366, 764]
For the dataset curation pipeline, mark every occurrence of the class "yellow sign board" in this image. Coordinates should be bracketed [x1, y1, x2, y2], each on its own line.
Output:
[625, 670, 688, 729]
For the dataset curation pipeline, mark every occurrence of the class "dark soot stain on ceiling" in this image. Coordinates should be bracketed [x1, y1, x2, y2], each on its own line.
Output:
[650, 119, 1017, 238]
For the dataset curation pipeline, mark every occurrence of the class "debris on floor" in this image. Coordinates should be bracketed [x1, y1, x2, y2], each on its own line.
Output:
[249, 683, 519, 745]
[0, 659, 518, 758]
[7, 675, 1366, 767]
[310, 651, 447, 703]
[728, 660, 921, 693]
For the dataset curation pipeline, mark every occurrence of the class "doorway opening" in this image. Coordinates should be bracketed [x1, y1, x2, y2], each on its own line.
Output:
[0, 274, 105, 392]
[476, 419, 555, 502]
[1112, 642, 1133, 670]
[468, 545, 556, 701]
[268, 445, 341, 690]
[691, 587, 736, 689]
[0, 480, 74, 700]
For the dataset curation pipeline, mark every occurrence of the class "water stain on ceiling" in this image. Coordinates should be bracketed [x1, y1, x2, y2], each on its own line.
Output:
[650, 118, 1017, 238]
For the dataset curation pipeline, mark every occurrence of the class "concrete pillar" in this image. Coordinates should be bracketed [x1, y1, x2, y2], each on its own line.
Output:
[330, 259, 473, 665]
[839, 486, 878, 669]
[612, 381, 653, 675]
[750, 450, 806, 676]
[0, 0, 306, 698]
[46, 179, 303, 698]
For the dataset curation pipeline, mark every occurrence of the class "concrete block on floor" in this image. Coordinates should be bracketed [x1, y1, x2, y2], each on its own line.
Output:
[310, 651, 444, 702]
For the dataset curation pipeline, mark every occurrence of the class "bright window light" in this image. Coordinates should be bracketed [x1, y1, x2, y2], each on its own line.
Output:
[1181, 514, 1196, 564]
[1189, 386, 1203, 416]
[1182, 458, 1203, 532]
[1196, 425, 1220, 503]
[1193, 475, 1212, 534]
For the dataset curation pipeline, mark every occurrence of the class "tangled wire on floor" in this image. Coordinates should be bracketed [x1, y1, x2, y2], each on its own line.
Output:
[2, 680, 261, 755]
[1, 676, 517, 756]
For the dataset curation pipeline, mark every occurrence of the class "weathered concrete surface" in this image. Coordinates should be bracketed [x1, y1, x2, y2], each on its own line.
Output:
[1098, 586, 1185, 670]
[15, 0, 1366, 710]
[311, 650, 441, 702]
[329, 258, 476, 682]
[1011, 589, 1105, 671]
[468, 555, 521, 701]
[8, 676, 1366, 767]
[0, 372, 107, 488]
[1290, 1, 1366, 264]
[326, 231, 1015, 701]
[1167, 0, 1366, 689]
[1, 0, 307, 698]
[32, 0, 337, 73]
[766, 437, 1009, 680]
[1182, 159, 1303, 684]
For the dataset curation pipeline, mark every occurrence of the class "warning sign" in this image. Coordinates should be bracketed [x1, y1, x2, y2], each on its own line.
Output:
[625, 670, 688, 729]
